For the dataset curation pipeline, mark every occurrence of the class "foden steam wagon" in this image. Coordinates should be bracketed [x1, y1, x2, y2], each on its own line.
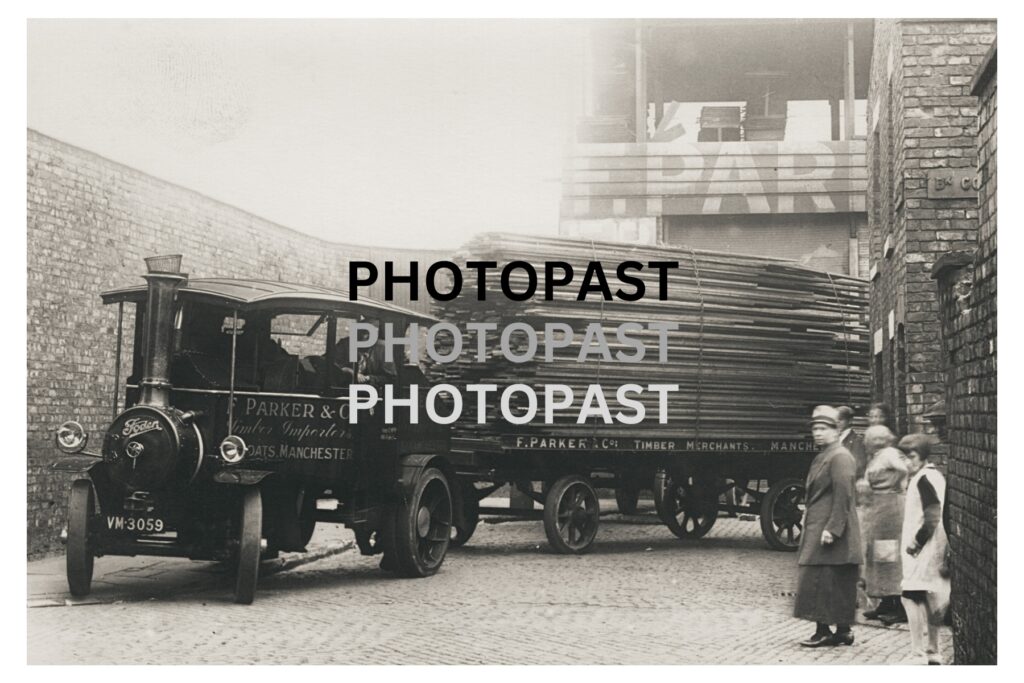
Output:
[54, 255, 456, 603]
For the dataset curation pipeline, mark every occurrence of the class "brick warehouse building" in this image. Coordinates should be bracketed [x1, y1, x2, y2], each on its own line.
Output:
[866, 20, 996, 663]
[26, 130, 444, 557]
[932, 42, 997, 665]
[866, 19, 994, 435]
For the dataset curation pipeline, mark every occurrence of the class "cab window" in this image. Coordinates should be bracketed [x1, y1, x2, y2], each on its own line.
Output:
[270, 314, 329, 357]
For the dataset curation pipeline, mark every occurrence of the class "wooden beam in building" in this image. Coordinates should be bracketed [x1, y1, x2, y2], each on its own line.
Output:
[635, 20, 648, 144]
[830, 96, 841, 141]
[844, 21, 856, 141]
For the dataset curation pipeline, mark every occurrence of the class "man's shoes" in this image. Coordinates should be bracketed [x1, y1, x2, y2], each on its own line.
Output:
[862, 608, 882, 620]
[879, 612, 908, 626]
[799, 631, 854, 647]
[799, 632, 834, 648]
[831, 631, 855, 646]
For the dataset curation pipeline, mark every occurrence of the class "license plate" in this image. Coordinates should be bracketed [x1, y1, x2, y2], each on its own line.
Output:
[105, 515, 167, 534]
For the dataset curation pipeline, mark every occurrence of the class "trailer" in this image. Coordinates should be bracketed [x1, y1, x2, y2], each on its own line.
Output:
[432, 233, 870, 553]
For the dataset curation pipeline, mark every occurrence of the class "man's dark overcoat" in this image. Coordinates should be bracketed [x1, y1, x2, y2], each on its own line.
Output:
[797, 441, 864, 566]
[843, 429, 868, 480]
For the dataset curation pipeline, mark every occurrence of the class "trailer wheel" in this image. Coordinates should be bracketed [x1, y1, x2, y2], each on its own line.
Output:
[450, 495, 479, 548]
[760, 478, 805, 551]
[66, 479, 95, 597]
[234, 487, 263, 604]
[543, 475, 600, 554]
[659, 474, 718, 539]
[615, 481, 640, 515]
[394, 467, 452, 577]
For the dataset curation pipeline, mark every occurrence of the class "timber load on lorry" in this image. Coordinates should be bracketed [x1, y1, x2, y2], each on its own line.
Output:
[431, 232, 871, 555]
[431, 232, 870, 442]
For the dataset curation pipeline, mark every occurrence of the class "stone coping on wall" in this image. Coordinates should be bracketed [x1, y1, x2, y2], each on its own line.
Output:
[971, 39, 997, 97]
[931, 249, 977, 280]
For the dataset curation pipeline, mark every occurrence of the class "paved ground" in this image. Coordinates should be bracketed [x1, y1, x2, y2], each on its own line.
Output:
[27, 500, 951, 665]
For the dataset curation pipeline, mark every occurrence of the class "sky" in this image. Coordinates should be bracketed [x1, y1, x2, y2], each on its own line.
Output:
[27, 19, 579, 249]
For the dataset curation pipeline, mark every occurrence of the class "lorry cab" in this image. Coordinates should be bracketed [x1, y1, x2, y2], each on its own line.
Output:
[55, 256, 454, 603]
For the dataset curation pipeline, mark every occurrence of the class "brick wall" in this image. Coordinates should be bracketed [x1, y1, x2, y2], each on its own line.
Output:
[27, 130, 445, 557]
[866, 20, 995, 437]
[933, 42, 996, 665]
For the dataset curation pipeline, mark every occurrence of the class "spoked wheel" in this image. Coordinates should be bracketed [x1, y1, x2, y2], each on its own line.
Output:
[234, 487, 263, 604]
[760, 477, 805, 551]
[66, 479, 95, 597]
[657, 473, 718, 539]
[450, 493, 480, 548]
[543, 475, 600, 554]
[394, 467, 452, 577]
[615, 480, 641, 515]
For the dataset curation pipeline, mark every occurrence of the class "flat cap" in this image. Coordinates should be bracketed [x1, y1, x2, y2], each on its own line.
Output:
[809, 405, 839, 428]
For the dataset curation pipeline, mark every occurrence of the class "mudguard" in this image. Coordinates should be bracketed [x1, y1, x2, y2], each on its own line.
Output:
[213, 469, 274, 486]
[396, 453, 452, 499]
[51, 455, 102, 473]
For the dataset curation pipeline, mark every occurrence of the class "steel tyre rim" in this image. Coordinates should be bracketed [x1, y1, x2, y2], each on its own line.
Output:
[665, 478, 716, 537]
[415, 477, 452, 568]
[66, 480, 95, 597]
[771, 483, 805, 547]
[555, 483, 598, 549]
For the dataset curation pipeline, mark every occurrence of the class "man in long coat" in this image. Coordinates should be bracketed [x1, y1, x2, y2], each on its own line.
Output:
[838, 405, 867, 479]
[794, 405, 864, 647]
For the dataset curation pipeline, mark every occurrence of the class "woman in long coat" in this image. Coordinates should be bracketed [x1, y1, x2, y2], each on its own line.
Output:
[859, 426, 909, 620]
[794, 405, 863, 647]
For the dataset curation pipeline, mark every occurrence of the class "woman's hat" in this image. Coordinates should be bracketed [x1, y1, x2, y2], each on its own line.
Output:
[809, 405, 839, 428]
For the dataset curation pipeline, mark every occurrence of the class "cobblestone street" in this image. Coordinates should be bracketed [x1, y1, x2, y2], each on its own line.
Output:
[27, 504, 952, 665]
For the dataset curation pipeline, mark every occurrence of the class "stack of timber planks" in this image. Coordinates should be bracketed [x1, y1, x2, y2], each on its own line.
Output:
[430, 232, 870, 443]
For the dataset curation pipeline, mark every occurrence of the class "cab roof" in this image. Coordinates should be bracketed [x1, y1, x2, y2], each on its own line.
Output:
[101, 277, 437, 323]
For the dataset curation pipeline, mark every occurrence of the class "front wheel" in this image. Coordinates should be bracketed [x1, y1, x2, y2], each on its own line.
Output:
[394, 467, 452, 577]
[543, 475, 600, 554]
[234, 487, 263, 604]
[760, 478, 805, 551]
[66, 479, 95, 597]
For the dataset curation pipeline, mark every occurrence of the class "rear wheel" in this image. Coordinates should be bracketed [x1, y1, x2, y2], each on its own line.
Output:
[234, 487, 263, 604]
[66, 479, 95, 597]
[543, 475, 600, 554]
[394, 467, 452, 577]
[658, 473, 718, 539]
[760, 478, 805, 551]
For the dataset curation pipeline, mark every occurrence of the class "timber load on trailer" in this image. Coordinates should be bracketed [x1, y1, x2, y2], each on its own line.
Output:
[432, 232, 871, 554]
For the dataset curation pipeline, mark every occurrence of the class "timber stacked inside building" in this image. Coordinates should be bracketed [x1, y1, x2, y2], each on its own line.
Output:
[560, 19, 873, 278]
